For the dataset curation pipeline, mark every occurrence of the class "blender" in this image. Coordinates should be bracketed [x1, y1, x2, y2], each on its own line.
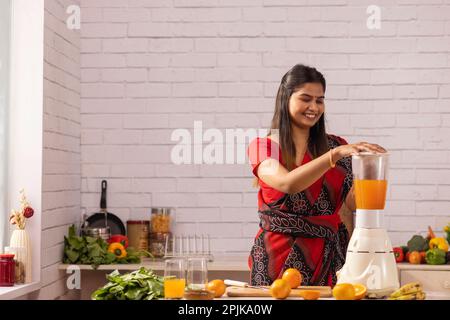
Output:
[337, 152, 400, 298]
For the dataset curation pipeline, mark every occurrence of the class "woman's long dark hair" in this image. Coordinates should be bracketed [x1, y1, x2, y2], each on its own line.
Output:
[271, 64, 329, 171]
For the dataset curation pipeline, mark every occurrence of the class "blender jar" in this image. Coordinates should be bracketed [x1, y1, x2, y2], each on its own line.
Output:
[352, 152, 389, 211]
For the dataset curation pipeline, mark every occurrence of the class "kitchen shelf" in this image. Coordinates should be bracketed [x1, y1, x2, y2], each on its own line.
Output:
[396, 263, 450, 271]
[58, 258, 450, 272]
[58, 254, 249, 272]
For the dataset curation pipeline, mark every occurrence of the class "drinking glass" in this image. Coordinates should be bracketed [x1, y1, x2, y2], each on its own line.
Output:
[186, 257, 208, 291]
[163, 258, 186, 299]
[4, 246, 26, 284]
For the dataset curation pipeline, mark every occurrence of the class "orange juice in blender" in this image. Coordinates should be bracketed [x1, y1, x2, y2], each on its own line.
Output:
[354, 179, 387, 210]
[352, 152, 389, 211]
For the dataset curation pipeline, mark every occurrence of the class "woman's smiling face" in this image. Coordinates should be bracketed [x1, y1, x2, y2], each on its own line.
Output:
[288, 82, 325, 130]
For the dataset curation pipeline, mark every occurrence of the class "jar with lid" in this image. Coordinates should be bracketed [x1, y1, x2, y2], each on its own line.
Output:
[127, 220, 149, 251]
[151, 207, 173, 233]
[4, 247, 25, 284]
[0, 254, 16, 287]
[149, 232, 171, 258]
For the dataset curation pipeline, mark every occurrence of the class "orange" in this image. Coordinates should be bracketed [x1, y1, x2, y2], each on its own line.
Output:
[332, 283, 356, 300]
[409, 251, 421, 264]
[353, 284, 367, 300]
[300, 290, 320, 300]
[206, 279, 226, 298]
[281, 268, 302, 289]
[270, 279, 291, 299]
[419, 251, 426, 264]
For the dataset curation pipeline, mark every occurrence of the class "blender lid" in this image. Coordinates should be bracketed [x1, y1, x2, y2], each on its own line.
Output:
[352, 152, 389, 158]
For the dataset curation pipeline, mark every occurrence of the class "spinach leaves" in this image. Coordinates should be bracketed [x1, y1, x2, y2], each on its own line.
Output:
[91, 267, 164, 300]
[63, 225, 142, 269]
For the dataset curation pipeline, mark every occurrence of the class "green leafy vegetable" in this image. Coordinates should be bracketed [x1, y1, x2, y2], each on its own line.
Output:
[63, 225, 147, 269]
[91, 267, 164, 300]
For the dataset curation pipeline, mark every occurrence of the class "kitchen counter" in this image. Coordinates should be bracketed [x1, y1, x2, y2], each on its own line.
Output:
[58, 256, 450, 300]
[216, 292, 450, 300]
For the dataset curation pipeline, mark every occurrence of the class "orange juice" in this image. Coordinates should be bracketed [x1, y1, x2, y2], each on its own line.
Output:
[164, 278, 186, 299]
[354, 179, 388, 210]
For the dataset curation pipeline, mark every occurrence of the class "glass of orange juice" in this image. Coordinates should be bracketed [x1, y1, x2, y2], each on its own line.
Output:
[164, 258, 186, 299]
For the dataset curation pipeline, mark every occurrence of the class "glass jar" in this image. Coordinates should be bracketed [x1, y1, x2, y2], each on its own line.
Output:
[0, 254, 16, 287]
[4, 247, 25, 284]
[151, 207, 172, 233]
[149, 232, 171, 258]
[127, 220, 149, 251]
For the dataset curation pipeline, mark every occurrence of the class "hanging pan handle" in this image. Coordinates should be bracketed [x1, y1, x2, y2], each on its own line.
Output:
[100, 180, 107, 211]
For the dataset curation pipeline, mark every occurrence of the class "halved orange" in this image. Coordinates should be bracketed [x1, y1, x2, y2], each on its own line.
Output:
[353, 284, 367, 300]
[300, 290, 321, 300]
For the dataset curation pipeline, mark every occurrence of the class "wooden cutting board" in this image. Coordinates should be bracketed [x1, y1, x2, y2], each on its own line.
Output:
[226, 286, 332, 298]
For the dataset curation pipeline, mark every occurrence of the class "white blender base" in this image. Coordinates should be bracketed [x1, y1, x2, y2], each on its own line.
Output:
[337, 227, 400, 299]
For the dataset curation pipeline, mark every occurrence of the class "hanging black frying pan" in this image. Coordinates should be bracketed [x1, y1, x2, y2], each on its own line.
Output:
[85, 180, 126, 235]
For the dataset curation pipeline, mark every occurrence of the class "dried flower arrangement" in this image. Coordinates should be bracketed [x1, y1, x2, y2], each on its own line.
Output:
[9, 189, 34, 230]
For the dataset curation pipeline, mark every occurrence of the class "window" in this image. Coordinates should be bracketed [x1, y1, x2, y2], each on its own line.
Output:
[0, 0, 11, 252]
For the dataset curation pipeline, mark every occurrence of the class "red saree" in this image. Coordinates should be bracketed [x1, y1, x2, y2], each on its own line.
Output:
[247, 135, 352, 286]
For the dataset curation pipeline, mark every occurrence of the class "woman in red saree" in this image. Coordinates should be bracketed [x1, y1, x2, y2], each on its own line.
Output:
[247, 65, 386, 286]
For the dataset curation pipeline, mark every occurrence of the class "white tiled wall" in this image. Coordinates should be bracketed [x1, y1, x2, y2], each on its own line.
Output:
[79, 0, 450, 254]
[30, 0, 81, 299]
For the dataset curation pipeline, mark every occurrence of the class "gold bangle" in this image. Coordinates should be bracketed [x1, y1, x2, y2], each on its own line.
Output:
[329, 149, 336, 168]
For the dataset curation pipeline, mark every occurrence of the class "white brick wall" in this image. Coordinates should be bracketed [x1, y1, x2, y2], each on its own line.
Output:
[28, 0, 81, 300]
[80, 0, 450, 254]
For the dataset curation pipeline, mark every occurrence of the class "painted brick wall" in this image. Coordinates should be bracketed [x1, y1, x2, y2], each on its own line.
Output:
[29, 0, 81, 299]
[80, 0, 450, 254]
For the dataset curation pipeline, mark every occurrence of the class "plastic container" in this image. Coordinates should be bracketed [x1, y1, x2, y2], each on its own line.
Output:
[127, 220, 149, 251]
[0, 254, 16, 287]
[151, 207, 172, 233]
